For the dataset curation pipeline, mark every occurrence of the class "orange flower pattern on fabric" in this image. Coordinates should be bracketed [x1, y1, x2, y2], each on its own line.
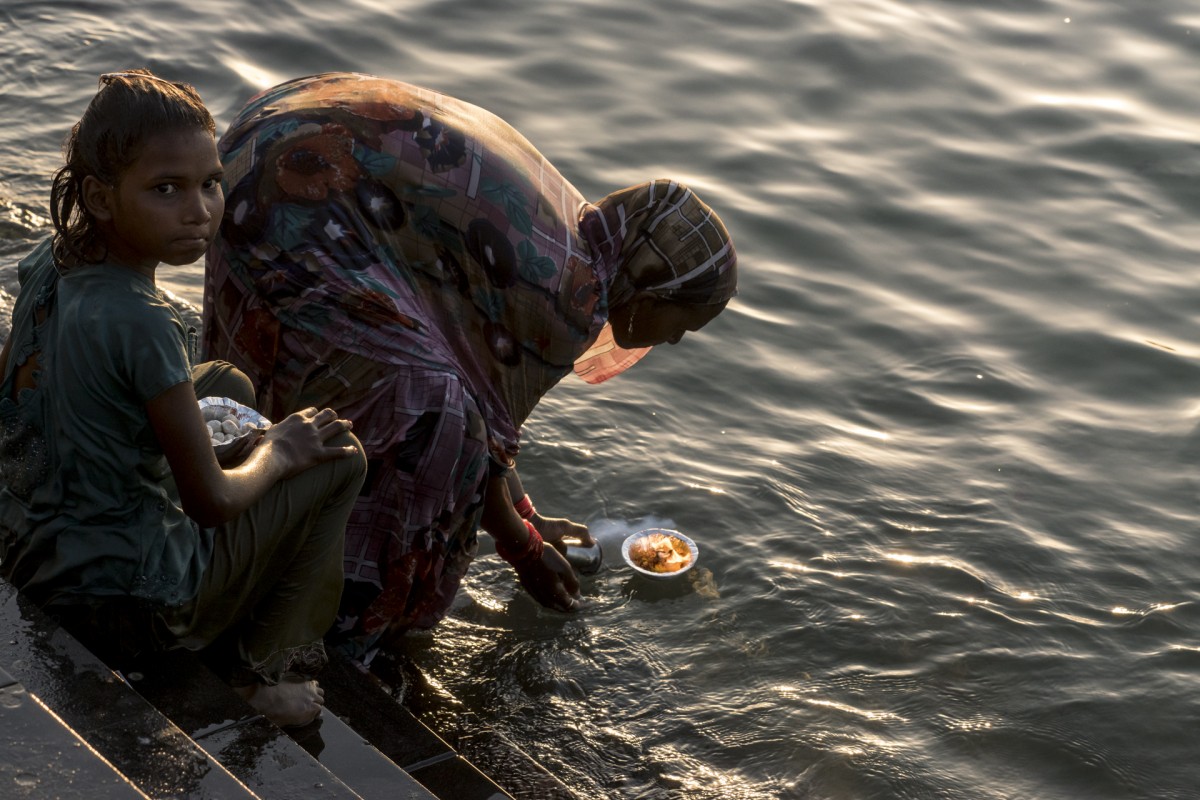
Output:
[275, 124, 360, 201]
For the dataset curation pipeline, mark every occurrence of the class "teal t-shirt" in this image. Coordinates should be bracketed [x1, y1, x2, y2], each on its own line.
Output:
[0, 239, 210, 608]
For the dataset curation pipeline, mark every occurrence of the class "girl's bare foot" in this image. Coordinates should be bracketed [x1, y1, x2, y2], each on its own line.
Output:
[234, 676, 324, 728]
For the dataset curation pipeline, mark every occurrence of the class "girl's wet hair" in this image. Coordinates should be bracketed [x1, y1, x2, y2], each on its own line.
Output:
[50, 68, 216, 267]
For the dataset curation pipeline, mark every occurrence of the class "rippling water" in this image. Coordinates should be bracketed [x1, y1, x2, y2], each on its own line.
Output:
[3, 2, 1200, 798]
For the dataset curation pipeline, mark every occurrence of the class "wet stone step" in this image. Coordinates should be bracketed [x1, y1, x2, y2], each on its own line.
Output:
[452, 719, 581, 800]
[2, 572, 565, 800]
[288, 707, 438, 800]
[320, 653, 528, 800]
[341, 651, 582, 800]
[1, 670, 146, 800]
[120, 648, 363, 800]
[0, 579, 257, 799]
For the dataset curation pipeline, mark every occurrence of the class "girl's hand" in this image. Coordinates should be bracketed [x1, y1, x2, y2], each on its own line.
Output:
[215, 430, 263, 468]
[261, 407, 357, 478]
[152, 383, 357, 528]
[513, 545, 582, 612]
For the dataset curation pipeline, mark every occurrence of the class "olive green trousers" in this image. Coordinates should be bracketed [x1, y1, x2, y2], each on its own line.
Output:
[53, 361, 366, 685]
[159, 360, 366, 685]
[152, 361, 366, 685]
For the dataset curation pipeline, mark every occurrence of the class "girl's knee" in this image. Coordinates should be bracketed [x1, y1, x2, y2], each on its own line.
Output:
[316, 430, 368, 494]
[337, 430, 368, 479]
[193, 360, 256, 407]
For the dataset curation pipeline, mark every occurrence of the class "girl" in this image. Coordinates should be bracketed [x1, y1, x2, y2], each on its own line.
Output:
[0, 70, 367, 728]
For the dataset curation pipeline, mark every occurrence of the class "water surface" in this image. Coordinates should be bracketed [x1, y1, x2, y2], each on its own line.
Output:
[2, 2, 1199, 798]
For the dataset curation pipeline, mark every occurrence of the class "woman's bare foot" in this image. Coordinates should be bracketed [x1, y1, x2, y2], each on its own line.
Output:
[234, 677, 325, 728]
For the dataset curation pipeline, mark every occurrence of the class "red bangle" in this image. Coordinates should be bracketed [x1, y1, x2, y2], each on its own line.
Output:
[513, 495, 536, 520]
[495, 519, 544, 567]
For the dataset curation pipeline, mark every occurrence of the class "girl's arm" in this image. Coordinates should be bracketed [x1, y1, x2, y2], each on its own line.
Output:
[0, 336, 11, 382]
[147, 381, 356, 527]
[0, 335, 41, 400]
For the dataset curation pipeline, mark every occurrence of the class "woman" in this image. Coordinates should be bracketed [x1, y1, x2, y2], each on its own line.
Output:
[202, 72, 737, 658]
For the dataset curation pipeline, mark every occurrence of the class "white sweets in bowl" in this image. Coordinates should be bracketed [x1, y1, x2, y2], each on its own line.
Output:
[198, 397, 272, 454]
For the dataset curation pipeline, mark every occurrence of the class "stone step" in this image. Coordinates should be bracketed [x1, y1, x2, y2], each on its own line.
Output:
[1, 666, 147, 800]
[319, 653, 512, 800]
[288, 705, 438, 800]
[3, 575, 526, 800]
[119, 648, 366, 800]
[320, 653, 579, 800]
[2, 574, 572, 800]
[0, 579, 259, 799]
[122, 646, 444, 800]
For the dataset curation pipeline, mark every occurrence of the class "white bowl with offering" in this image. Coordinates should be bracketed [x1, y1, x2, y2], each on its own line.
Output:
[621, 528, 699, 579]
[199, 397, 272, 456]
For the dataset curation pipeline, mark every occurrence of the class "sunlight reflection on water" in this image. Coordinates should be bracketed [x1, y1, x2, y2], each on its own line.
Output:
[2, 0, 1200, 797]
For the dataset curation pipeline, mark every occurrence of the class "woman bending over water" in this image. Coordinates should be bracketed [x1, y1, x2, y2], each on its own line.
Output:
[202, 72, 737, 659]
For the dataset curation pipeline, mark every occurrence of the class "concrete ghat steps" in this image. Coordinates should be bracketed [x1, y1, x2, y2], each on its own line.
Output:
[2, 575, 570, 800]
[325, 653, 580, 800]
[1, 665, 148, 799]
[118, 648, 386, 800]
[107, 639, 523, 800]
[2, 578, 475, 796]
[1, 579, 257, 798]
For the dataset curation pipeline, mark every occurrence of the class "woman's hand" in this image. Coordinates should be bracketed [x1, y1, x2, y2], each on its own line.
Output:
[481, 472, 583, 612]
[513, 544, 582, 612]
[504, 467, 594, 552]
[531, 513, 594, 554]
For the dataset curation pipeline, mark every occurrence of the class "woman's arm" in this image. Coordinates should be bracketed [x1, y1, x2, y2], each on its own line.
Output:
[504, 468, 595, 548]
[146, 381, 356, 527]
[482, 472, 581, 612]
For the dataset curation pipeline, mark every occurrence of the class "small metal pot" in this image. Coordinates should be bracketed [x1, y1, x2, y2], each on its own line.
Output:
[562, 540, 603, 575]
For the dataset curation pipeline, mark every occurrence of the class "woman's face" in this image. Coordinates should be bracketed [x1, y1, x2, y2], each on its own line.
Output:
[612, 294, 727, 349]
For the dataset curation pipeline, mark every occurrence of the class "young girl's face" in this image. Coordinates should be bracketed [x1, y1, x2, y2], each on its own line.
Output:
[100, 127, 224, 272]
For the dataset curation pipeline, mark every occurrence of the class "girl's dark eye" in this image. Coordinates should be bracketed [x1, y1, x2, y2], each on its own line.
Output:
[203, 177, 222, 190]
[156, 183, 178, 195]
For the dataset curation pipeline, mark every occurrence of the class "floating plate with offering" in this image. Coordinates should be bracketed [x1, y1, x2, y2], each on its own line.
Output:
[621, 528, 698, 579]
[198, 397, 272, 456]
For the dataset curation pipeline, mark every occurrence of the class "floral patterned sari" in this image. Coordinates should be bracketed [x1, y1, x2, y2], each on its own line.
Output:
[203, 73, 736, 654]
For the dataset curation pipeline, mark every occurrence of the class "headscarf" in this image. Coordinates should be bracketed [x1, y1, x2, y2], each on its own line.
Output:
[572, 179, 738, 384]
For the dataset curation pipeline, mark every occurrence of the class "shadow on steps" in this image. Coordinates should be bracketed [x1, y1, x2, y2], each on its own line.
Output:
[2, 575, 580, 800]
